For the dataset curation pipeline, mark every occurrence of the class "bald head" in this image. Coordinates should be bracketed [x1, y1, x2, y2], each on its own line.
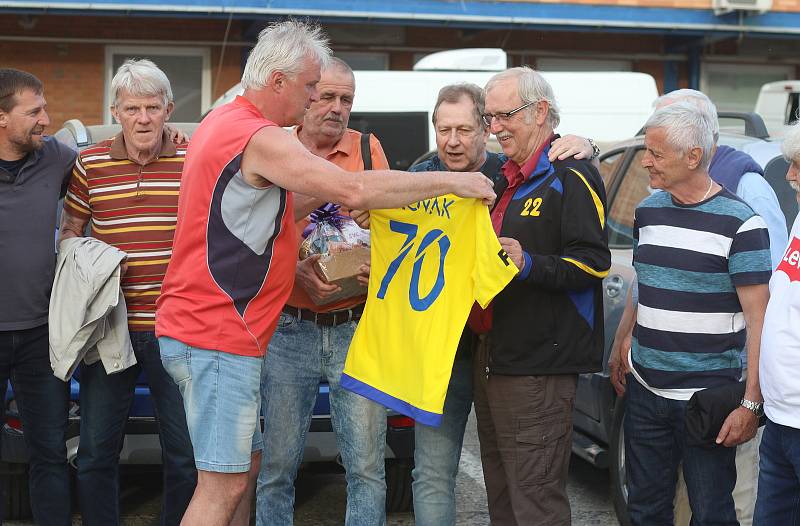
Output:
[325, 57, 354, 82]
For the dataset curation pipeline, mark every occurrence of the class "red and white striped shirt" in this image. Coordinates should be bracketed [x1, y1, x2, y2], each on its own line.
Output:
[64, 132, 185, 331]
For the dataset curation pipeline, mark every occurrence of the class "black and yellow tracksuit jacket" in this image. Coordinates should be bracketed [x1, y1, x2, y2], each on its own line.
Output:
[487, 150, 611, 376]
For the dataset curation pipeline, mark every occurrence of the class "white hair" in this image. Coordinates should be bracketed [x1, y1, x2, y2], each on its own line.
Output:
[241, 19, 331, 90]
[782, 121, 800, 163]
[485, 66, 560, 128]
[644, 101, 716, 169]
[654, 88, 719, 142]
[111, 59, 172, 108]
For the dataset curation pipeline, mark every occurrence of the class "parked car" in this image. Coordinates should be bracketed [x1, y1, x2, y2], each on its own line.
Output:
[755, 80, 800, 138]
[0, 120, 416, 520]
[572, 112, 795, 525]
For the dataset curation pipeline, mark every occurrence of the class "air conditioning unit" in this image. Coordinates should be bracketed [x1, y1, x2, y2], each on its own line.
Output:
[712, 0, 772, 14]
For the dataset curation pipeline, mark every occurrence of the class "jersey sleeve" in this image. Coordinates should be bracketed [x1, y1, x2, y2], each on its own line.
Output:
[472, 203, 519, 308]
[63, 154, 92, 221]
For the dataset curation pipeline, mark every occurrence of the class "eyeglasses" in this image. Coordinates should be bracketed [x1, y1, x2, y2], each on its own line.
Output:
[481, 101, 536, 127]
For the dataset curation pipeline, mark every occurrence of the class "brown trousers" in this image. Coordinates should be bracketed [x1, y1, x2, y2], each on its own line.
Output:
[473, 340, 577, 526]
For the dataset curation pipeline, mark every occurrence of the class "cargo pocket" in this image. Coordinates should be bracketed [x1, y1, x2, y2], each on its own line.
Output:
[516, 410, 570, 487]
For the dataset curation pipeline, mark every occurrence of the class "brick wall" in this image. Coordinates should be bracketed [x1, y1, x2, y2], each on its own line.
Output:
[2, 10, 797, 132]
[0, 15, 244, 130]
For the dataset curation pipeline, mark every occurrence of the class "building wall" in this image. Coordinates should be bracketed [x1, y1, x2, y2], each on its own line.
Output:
[0, 15, 243, 129]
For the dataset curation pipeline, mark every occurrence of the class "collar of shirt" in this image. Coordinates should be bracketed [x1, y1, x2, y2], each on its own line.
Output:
[293, 125, 354, 161]
[109, 130, 176, 162]
[428, 155, 446, 171]
[0, 153, 30, 182]
[501, 133, 556, 191]
[490, 135, 555, 234]
[0, 142, 44, 184]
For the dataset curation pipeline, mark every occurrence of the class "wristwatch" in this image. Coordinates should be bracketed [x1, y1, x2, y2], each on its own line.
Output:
[587, 138, 601, 160]
[740, 398, 764, 418]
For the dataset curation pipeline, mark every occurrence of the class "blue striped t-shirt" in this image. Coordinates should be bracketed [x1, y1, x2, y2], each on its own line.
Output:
[631, 188, 771, 398]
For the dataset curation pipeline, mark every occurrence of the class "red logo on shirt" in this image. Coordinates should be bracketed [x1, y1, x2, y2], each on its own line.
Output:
[777, 237, 800, 282]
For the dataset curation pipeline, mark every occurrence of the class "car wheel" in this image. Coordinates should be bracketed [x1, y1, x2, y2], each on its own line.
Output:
[385, 459, 413, 512]
[609, 396, 631, 526]
[0, 462, 32, 520]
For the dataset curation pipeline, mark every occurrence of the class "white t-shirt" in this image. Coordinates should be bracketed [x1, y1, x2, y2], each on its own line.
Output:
[761, 211, 800, 428]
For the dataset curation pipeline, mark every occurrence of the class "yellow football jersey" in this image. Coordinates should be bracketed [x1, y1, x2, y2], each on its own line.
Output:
[341, 195, 518, 426]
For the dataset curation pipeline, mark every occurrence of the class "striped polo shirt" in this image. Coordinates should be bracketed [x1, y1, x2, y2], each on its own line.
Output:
[64, 132, 185, 331]
[630, 188, 771, 399]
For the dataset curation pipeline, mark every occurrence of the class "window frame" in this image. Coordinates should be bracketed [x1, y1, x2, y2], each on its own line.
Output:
[104, 45, 212, 124]
[603, 146, 653, 250]
[700, 61, 793, 114]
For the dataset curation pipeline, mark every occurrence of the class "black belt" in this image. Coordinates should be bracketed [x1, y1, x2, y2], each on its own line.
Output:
[281, 304, 364, 327]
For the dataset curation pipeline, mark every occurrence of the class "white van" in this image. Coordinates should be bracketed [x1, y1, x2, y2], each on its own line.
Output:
[210, 49, 659, 169]
[755, 80, 800, 137]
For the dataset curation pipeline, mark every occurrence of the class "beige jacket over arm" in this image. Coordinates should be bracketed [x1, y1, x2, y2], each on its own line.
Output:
[49, 236, 135, 381]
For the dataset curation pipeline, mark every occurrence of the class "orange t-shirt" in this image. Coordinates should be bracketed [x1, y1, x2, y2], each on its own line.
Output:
[287, 128, 389, 313]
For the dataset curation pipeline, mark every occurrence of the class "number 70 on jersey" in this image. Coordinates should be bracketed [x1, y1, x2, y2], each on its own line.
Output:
[376, 220, 451, 312]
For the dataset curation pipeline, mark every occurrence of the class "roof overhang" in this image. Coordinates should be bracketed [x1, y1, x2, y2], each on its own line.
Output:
[2, 0, 800, 36]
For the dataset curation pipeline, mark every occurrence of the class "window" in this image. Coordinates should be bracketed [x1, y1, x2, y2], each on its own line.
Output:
[336, 52, 389, 71]
[607, 149, 653, 249]
[105, 46, 211, 123]
[701, 62, 793, 114]
[598, 150, 625, 191]
[788, 93, 799, 125]
[349, 112, 429, 170]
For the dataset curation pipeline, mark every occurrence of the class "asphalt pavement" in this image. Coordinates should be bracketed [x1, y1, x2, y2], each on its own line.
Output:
[7, 411, 620, 525]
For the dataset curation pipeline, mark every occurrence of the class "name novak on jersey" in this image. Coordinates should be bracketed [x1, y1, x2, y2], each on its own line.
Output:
[403, 196, 455, 219]
[401, 197, 512, 268]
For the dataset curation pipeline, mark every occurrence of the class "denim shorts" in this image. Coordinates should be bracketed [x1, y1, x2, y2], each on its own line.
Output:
[158, 336, 263, 473]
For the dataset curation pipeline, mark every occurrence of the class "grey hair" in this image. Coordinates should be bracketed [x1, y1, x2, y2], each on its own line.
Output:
[782, 122, 800, 163]
[241, 19, 331, 90]
[644, 101, 716, 169]
[485, 66, 560, 128]
[655, 88, 720, 142]
[326, 56, 354, 78]
[432, 83, 485, 129]
[111, 59, 173, 108]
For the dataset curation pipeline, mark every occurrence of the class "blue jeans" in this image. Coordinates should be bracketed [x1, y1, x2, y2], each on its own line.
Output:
[0, 324, 70, 526]
[412, 357, 473, 526]
[77, 331, 196, 526]
[754, 418, 800, 525]
[256, 313, 387, 526]
[625, 376, 738, 526]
